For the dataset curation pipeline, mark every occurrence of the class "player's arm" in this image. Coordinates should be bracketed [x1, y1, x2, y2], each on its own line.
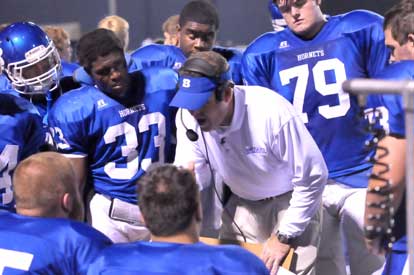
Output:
[241, 50, 270, 88]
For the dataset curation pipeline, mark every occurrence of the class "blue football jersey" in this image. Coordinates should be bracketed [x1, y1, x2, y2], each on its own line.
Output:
[48, 68, 177, 203]
[87, 241, 269, 275]
[380, 235, 407, 275]
[373, 61, 414, 137]
[0, 210, 112, 274]
[0, 74, 11, 91]
[131, 44, 186, 71]
[369, 61, 414, 275]
[61, 60, 80, 78]
[242, 10, 390, 182]
[130, 44, 244, 84]
[0, 93, 44, 211]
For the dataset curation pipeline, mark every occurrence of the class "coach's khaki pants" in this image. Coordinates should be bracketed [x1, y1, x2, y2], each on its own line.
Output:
[219, 191, 321, 275]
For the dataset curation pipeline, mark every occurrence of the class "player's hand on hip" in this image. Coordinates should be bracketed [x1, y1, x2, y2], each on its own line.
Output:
[261, 234, 291, 275]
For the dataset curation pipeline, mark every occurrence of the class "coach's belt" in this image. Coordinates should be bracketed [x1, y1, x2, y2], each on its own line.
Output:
[259, 195, 278, 201]
[107, 196, 142, 225]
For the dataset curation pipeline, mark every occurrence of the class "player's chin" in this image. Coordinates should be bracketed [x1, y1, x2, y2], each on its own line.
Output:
[109, 86, 127, 98]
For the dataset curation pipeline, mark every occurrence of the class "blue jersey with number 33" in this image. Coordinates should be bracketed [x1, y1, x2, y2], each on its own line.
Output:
[242, 10, 390, 182]
[48, 67, 177, 203]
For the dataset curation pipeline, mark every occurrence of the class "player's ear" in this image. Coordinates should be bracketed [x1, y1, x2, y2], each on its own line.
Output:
[408, 33, 414, 49]
[61, 193, 73, 216]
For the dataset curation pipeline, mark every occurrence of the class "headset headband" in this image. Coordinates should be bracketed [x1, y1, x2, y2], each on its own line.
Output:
[180, 57, 231, 83]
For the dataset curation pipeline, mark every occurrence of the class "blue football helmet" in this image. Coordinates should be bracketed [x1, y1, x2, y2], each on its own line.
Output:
[268, 1, 287, 32]
[0, 22, 61, 94]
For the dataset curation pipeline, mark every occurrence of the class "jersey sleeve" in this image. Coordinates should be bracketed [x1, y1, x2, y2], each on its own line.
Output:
[241, 33, 277, 87]
[21, 112, 45, 158]
[130, 44, 177, 71]
[213, 46, 244, 85]
[48, 89, 92, 156]
[344, 10, 390, 77]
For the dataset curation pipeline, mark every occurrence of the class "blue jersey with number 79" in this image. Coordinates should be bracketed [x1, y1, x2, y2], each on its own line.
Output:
[242, 10, 390, 183]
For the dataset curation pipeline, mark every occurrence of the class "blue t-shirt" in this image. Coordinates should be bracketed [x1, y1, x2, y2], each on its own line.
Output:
[0, 93, 44, 211]
[87, 241, 269, 275]
[130, 44, 244, 84]
[242, 10, 390, 184]
[48, 68, 177, 203]
[0, 211, 112, 274]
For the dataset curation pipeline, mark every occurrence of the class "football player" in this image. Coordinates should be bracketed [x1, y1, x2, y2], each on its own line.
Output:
[130, 0, 244, 85]
[364, 1, 414, 274]
[48, 29, 177, 243]
[241, 0, 390, 274]
[0, 152, 111, 274]
[87, 165, 268, 275]
[0, 22, 77, 124]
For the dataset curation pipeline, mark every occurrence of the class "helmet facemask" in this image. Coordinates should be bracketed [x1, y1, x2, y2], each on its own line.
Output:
[5, 41, 61, 95]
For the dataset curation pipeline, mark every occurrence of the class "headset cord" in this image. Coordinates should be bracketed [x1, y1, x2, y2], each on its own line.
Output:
[363, 107, 395, 251]
[200, 131, 247, 243]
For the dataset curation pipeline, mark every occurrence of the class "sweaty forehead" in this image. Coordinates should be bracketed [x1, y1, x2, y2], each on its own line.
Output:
[276, 0, 303, 6]
[181, 21, 216, 33]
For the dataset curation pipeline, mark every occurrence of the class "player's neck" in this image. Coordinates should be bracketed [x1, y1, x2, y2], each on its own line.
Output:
[151, 231, 199, 244]
[300, 17, 327, 41]
[16, 207, 67, 219]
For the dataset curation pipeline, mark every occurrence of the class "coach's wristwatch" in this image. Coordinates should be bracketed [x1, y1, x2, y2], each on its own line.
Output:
[276, 231, 294, 245]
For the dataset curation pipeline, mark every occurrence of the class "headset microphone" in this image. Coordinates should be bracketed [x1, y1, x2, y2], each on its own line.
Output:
[180, 109, 199, 142]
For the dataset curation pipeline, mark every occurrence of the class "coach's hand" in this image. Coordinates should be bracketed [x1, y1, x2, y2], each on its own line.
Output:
[261, 234, 291, 275]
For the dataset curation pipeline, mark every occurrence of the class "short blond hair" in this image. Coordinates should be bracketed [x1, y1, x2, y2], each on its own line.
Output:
[98, 15, 130, 51]
[162, 15, 179, 35]
[162, 15, 179, 46]
[43, 26, 72, 61]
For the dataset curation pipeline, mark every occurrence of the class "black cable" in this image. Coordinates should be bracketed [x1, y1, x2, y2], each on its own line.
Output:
[200, 131, 247, 243]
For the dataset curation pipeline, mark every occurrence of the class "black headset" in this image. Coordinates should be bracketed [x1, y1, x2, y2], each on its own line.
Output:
[179, 57, 233, 142]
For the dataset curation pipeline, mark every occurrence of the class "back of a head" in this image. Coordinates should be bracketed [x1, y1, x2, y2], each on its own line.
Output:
[138, 165, 199, 237]
[43, 26, 72, 61]
[77, 28, 124, 74]
[13, 152, 77, 217]
[179, 0, 219, 31]
[0, 21, 61, 95]
[162, 14, 180, 46]
[162, 15, 180, 35]
[97, 15, 130, 51]
[0, 23, 10, 32]
[384, 0, 414, 45]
